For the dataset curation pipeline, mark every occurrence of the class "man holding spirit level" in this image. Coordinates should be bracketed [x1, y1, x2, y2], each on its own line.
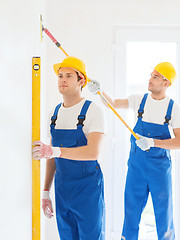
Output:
[33, 56, 106, 240]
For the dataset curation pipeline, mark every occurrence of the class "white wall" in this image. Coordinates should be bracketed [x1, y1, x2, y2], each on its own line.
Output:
[1, 0, 180, 240]
[0, 0, 45, 239]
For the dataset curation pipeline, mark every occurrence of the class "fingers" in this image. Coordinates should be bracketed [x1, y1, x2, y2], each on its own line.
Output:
[43, 204, 53, 218]
[88, 80, 96, 85]
[32, 141, 44, 160]
[44, 207, 54, 218]
[32, 147, 42, 160]
[47, 201, 53, 213]
[32, 146, 42, 152]
[32, 152, 41, 160]
[42, 199, 53, 218]
[90, 80, 96, 84]
[89, 79, 98, 84]
[33, 141, 43, 146]
[136, 133, 142, 138]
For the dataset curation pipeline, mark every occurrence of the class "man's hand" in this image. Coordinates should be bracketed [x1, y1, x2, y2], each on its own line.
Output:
[32, 141, 61, 160]
[87, 79, 101, 94]
[42, 190, 54, 218]
[136, 134, 154, 151]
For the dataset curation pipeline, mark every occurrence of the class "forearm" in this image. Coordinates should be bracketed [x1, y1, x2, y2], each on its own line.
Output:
[154, 137, 180, 150]
[101, 91, 115, 108]
[43, 158, 56, 190]
[33, 133, 104, 161]
[60, 132, 104, 160]
[61, 145, 99, 161]
[101, 91, 128, 109]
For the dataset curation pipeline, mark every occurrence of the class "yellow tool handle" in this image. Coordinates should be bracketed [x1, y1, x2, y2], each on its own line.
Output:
[40, 15, 139, 141]
[59, 46, 69, 57]
[97, 91, 140, 140]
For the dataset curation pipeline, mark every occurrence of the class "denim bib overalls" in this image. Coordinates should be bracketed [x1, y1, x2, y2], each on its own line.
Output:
[50, 100, 105, 240]
[122, 94, 175, 240]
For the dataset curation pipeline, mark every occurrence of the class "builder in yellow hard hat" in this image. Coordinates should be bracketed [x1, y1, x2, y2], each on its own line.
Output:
[88, 62, 180, 239]
[33, 56, 106, 240]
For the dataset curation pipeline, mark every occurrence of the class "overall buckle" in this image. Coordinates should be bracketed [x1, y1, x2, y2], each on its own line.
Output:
[138, 110, 144, 118]
[51, 116, 57, 126]
[77, 115, 86, 126]
[164, 115, 171, 124]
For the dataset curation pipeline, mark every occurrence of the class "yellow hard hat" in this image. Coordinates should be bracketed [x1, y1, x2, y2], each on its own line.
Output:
[154, 62, 176, 86]
[53, 56, 88, 87]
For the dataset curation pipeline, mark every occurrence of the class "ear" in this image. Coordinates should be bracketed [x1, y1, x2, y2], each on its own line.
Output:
[79, 78, 85, 87]
[164, 80, 170, 88]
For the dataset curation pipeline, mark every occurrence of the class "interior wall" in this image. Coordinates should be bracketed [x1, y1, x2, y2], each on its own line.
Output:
[0, 0, 45, 239]
[44, 1, 180, 239]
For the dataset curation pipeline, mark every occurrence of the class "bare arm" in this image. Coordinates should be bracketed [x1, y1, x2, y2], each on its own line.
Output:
[101, 91, 129, 109]
[43, 158, 56, 190]
[60, 132, 104, 160]
[154, 128, 180, 150]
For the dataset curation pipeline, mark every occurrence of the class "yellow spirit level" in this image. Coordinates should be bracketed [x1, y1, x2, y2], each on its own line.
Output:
[32, 57, 41, 240]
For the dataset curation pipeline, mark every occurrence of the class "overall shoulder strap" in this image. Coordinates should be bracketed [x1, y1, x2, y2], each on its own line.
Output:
[50, 103, 62, 128]
[137, 93, 148, 119]
[77, 100, 92, 128]
[164, 99, 174, 125]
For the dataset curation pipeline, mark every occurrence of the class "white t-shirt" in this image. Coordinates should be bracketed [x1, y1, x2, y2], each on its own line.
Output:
[51, 98, 106, 138]
[128, 93, 180, 129]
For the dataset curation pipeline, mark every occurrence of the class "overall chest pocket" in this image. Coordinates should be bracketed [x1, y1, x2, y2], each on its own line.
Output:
[53, 138, 78, 148]
[142, 127, 168, 140]
[51, 129, 78, 148]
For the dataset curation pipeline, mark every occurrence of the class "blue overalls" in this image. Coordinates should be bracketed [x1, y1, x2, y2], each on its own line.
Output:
[50, 100, 105, 240]
[121, 94, 175, 240]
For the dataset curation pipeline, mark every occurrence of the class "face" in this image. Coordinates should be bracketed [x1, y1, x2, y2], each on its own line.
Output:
[148, 70, 170, 94]
[57, 67, 85, 95]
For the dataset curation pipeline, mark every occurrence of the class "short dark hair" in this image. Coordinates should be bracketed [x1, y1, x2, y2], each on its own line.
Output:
[76, 71, 83, 91]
